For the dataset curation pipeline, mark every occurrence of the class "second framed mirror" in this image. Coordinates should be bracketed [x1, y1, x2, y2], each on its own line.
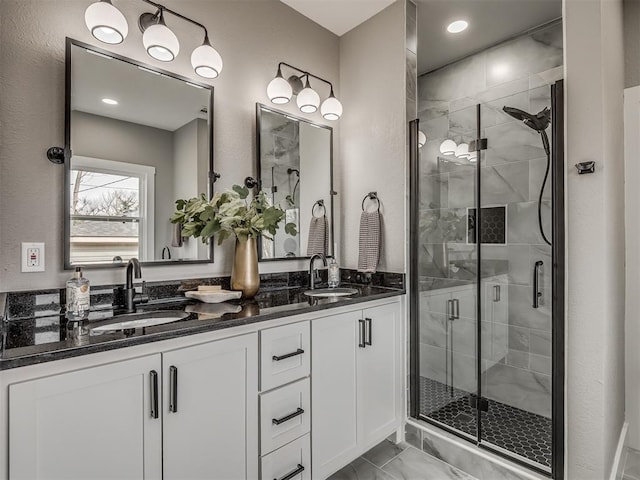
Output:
[256, 104, 334, 261]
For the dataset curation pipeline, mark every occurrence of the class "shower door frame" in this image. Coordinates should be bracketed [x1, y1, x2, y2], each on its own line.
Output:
[409, 80, 565, 479]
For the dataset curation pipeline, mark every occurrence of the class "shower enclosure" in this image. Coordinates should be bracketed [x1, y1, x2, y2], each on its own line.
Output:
[409, 78, 564, 478]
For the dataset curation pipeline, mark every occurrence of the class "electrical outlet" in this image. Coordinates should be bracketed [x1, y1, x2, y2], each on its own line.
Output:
[22, 242, 45, 272]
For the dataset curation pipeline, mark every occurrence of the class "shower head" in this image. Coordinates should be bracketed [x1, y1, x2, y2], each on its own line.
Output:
[287, 168, 300, 177]
[502, 106, 551, 133]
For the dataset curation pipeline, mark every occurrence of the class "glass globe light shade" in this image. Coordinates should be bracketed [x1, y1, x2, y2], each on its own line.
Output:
[143, 22, 180, 62]
[267, 76, 292, 105]
[191, 43, 223, 79]
[297, 79, 320, 114]
[439, 139, 457, 155]
[455, 143, 471, 159]
[418, 131, 427, 148]
[321, 95, 343, 120]
[85, 0, 128, 45]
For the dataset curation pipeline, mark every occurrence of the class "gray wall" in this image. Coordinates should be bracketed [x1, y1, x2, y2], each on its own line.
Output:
[338, 0, 406, 272]
[565, 0, 626, 477]
[0, 0, 340, 290]
[624, 0, 640, 88]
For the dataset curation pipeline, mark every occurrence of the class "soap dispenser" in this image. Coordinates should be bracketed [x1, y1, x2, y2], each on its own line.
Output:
[66, 267, 90, 321]
[328, 243, 340, 288]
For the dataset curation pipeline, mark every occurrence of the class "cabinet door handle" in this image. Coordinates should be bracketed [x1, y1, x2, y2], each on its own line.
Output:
[446, 299, 453, 321]
[150, 370, 159, 419]
[274, 464, 305, 480]
[272, 407, 304, 425]
[453, 298, 460, 319]
[169, 365, 178, 413]
[358, 319, 366, 348]
[365, 317, 372, 346]
[272, 349, 305, 361]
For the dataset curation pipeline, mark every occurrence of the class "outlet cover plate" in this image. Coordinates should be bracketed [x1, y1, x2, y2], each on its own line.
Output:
[22, 242, 45, 272]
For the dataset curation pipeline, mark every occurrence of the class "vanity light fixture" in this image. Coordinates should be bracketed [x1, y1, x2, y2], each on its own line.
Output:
[85, 0, 223, 78]
[418, 131, 427, 148]
[267, 62, 343, 120]
[85, 0, 129, 45]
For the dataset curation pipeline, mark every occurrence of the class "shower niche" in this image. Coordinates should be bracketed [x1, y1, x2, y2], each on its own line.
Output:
[410, 20, 564, 478]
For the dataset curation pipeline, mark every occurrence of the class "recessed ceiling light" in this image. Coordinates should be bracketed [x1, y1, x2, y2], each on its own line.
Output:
[102, 98, 118, 105]
[447, 20, 468, 34]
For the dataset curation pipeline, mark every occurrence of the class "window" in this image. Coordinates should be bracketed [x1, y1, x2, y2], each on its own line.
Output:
[69, 157, 155, 264]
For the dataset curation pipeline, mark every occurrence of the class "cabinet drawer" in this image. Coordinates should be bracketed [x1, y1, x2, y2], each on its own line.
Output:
[261, 434, 310, 480]
[260, 322, 310, 391]
[260, 378, 310, 455]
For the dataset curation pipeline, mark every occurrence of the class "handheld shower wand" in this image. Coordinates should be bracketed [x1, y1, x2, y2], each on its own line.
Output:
[502, 106, 552, 246]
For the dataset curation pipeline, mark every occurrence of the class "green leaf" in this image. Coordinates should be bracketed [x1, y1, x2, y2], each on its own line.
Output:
[285, 222, 298, 236]
[232, 184, 250, 199]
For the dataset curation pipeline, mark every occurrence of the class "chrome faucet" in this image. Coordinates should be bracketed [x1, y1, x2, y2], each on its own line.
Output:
[309, 253, 327, 290]
[113, 258, 149, 313]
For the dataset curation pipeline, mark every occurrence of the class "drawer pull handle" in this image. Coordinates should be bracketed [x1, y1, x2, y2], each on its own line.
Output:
[272, 349, 304, 361]
[358, 319, 366, 348]
[272, 407, 305, 425]
[274, 464, 305, 480]
[365, 317, 372, 346]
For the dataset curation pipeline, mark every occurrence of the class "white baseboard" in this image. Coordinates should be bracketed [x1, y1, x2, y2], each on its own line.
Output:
[610, 421, 629, 480]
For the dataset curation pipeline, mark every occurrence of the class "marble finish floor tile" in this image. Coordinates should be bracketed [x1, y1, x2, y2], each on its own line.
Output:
[623, 448, 640, 480]
[328, 457, 398, 480]
[382, 446, 478, 480]
[363, 440, 409, 468]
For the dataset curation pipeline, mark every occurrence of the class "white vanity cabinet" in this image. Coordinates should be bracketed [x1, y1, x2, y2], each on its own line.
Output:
[311, 302, 402, 480]
[7, 333, 258, 480]
[9, 354, 163, 480]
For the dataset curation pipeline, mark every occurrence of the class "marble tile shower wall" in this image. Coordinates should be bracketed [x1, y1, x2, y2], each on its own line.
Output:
[417, 21, 562, 418]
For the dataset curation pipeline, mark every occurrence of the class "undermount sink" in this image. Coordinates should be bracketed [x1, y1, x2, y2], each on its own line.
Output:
[303, 288, 358, 298]
[89, 310, 189, 332]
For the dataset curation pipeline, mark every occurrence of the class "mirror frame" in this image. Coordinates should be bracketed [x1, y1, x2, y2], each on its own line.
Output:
[255, 103, 335, 262]
[64, 38, 215, 269]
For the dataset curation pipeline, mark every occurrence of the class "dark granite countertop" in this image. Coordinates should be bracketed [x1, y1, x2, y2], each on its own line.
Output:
[1, 282, 404, 370]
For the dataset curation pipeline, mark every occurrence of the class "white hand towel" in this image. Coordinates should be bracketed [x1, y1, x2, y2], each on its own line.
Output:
[358, 211, 381, 273]
[307, 215, 328, 256]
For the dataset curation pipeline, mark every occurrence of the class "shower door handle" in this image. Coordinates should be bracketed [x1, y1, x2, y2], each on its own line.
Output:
[533, 261, 543, 308]
[493, 285, 501, 302]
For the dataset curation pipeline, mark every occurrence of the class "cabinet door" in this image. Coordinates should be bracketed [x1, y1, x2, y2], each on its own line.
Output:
[9, 354, 162, 480]
[162, 333, 258, 480]
[358, 303, 401, 448]
[312, 311, 360, 480]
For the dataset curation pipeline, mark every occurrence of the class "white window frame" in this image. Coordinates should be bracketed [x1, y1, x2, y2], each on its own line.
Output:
[71, 156, 156, 261]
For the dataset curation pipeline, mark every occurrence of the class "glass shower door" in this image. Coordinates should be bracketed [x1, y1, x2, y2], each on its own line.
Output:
[416, 109, 479, 441]
[477, 87, 553, 472]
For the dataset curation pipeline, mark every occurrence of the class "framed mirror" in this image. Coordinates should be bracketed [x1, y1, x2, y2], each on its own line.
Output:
[64, 38, 214, 268]
[256, 104, 334, 261]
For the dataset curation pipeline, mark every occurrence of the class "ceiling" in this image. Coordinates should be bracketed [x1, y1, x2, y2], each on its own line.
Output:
[71, 46, 209, 132]
[416, 0, 562, 74]
[279, 0, 396, 36]
[280, 0, 561, 75]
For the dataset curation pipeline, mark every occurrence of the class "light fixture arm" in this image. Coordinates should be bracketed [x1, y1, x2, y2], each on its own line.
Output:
[139, 0, 209, 40]
[278, 62, 335, 95]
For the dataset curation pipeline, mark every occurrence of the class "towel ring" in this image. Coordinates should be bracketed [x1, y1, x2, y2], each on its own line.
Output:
[362, 192, 380, 212]
[312, 199, 326, 217]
